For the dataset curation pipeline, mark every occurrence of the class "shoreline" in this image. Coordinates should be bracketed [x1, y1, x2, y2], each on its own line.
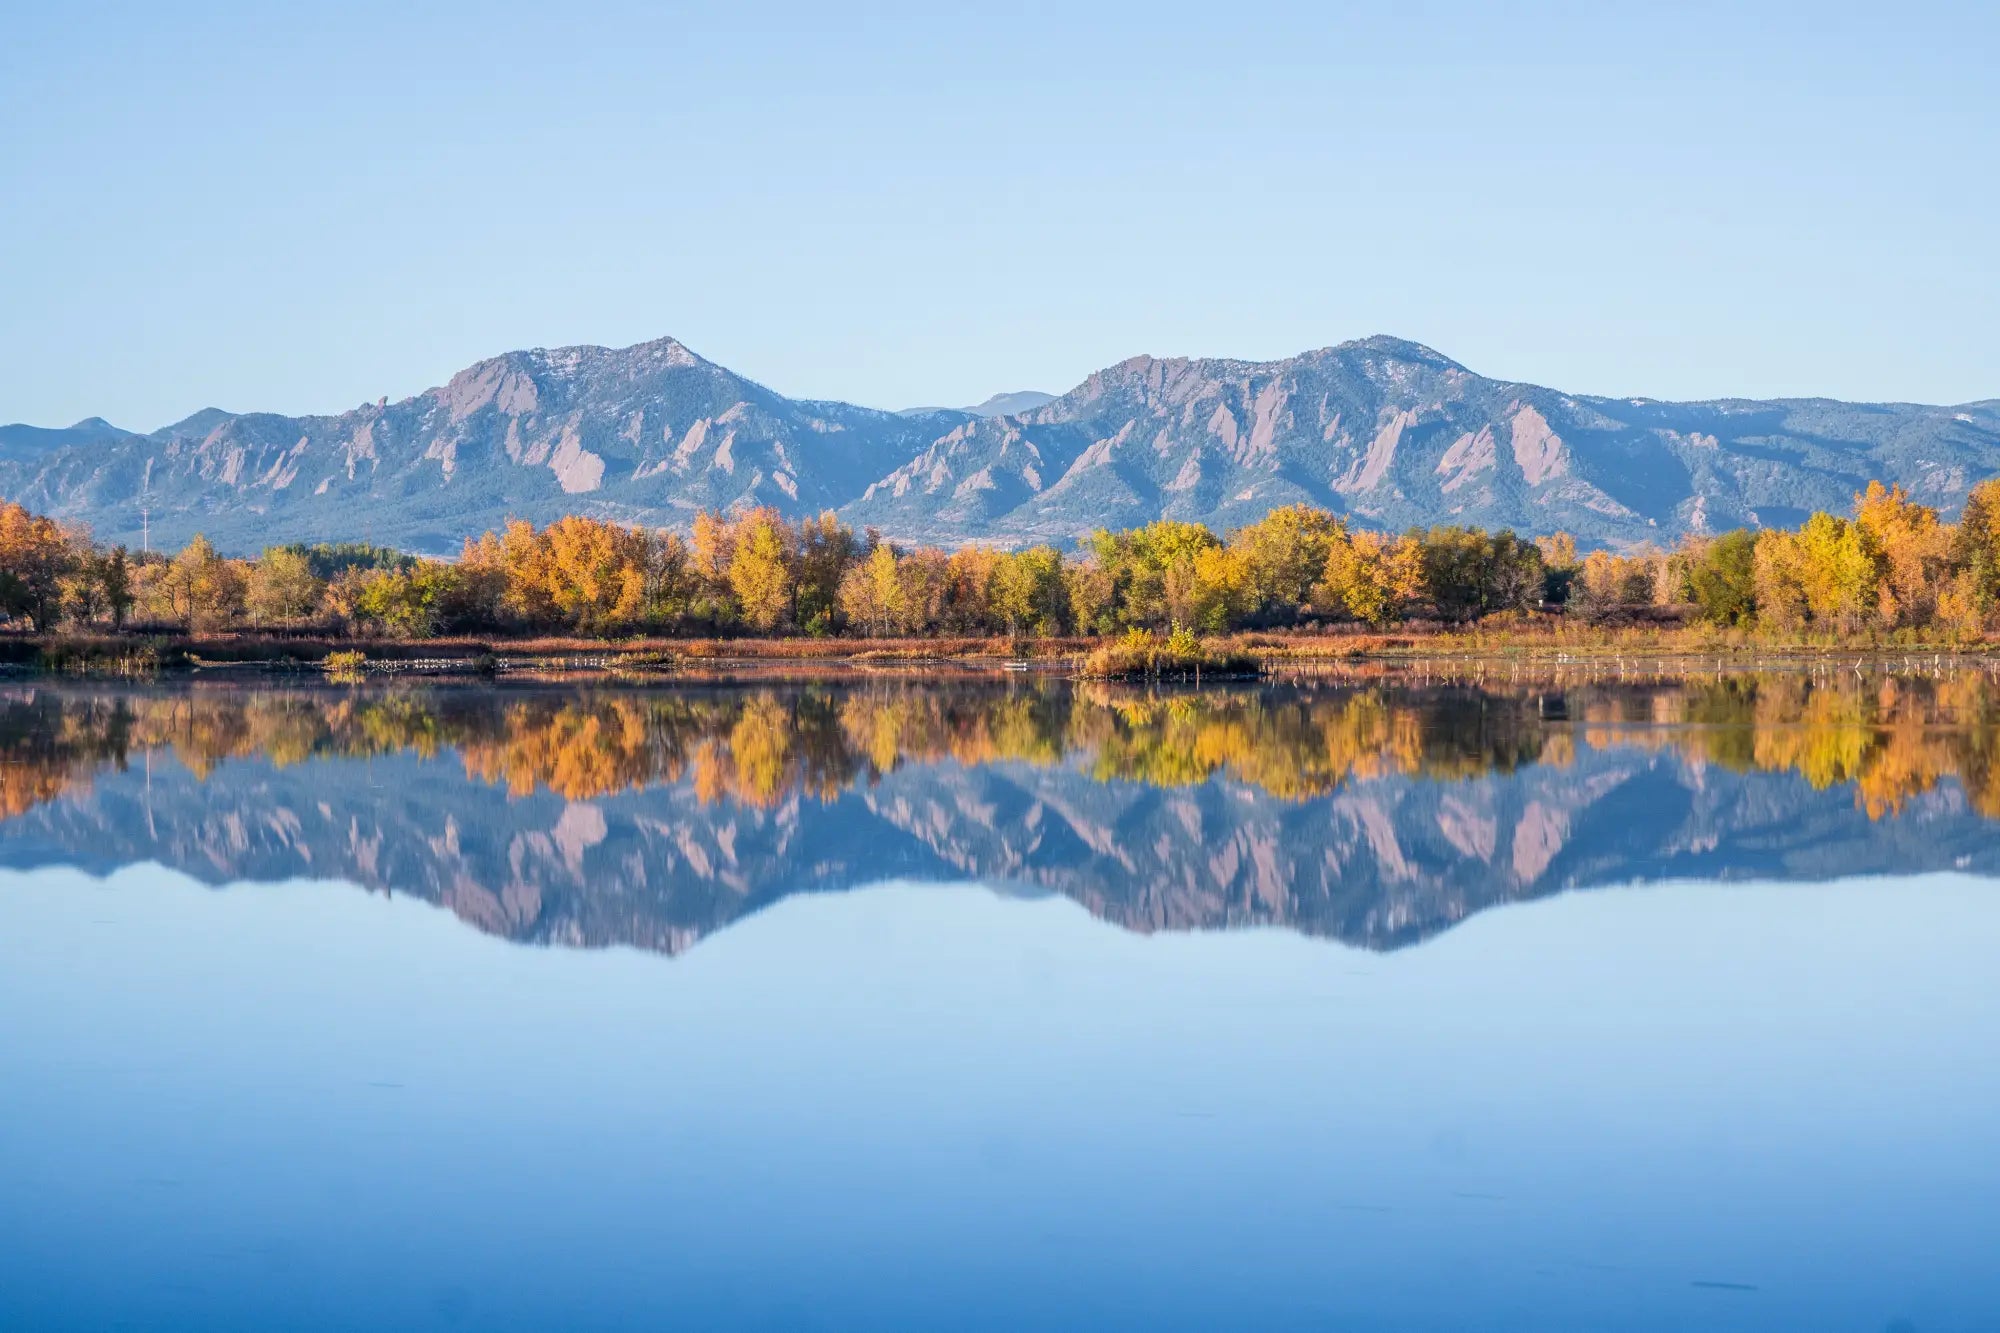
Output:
[4, 627, 1997, 684]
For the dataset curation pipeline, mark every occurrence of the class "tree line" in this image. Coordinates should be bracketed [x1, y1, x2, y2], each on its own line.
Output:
[4, 480, 2000, 639]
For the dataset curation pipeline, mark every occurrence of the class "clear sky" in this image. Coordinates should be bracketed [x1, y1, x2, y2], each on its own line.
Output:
[3, 1, 1994, 430]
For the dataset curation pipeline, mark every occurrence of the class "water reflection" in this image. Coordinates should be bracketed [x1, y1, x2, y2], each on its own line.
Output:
[3, 668, 2000, 951]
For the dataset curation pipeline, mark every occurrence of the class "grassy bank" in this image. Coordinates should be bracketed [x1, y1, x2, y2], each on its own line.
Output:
[3, 618, 1995, 681]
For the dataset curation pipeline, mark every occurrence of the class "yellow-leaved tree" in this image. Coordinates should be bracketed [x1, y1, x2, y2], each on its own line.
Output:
[1853, 481, 1952, 629]
[541, 515, 649, 631]
[727, 508, 795, 632]
[1315, 529, 1424, 627]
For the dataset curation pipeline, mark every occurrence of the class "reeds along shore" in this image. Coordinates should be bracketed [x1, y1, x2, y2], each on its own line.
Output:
[5, 479, 2000, 652]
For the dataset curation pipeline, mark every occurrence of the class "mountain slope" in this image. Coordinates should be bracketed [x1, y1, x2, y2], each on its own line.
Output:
[963, 390, 1057, 417]
[0, 337, 954, 553]
[898, 390, 1055, 419]
[846, 336, 2000, 546]
[0, 417, 134, 459]
[2, 334, 1995, 552]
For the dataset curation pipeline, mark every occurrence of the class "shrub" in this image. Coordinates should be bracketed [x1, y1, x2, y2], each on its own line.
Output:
[1079, 626, 1261, 680]
[322, 649, 367, 682]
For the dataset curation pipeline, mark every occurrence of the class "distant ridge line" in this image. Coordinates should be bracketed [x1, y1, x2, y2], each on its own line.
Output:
[1, 333, 1994, 555]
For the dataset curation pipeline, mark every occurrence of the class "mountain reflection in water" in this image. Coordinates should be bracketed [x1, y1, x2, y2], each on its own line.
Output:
[3, 667, 1999, 953]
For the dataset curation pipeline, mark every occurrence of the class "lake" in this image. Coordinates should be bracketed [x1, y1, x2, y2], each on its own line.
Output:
[2, 668, 1998, 1331]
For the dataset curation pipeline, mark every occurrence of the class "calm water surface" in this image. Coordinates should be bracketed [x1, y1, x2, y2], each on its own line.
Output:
[2, 670, 1998, 1331]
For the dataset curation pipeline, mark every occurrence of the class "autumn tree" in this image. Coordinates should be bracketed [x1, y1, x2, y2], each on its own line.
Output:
[1854, 481, 1952, 629]
[1952, 478, 2000, 610]
[1751, 527, 1811, 631]
[644, 531, 697, 626]
[943, 546, 1001, 633]
[1063, 557, 1118, 636]
[352, 564, 463, 637]
[495, 519, 558, 625]
[246, 546, 327, 624]
[167, 534, 246, 630]
[1182, 544, 1251, 631]
[728, 507, 796, 632]
[541, 515, 649, 632]
[1229, 504, 1342, 624]
[892, 548, 952, 633]
[1570, 548, 1667, 623]
[1753, 512, 1876, 633]
[0, 501, 79, 629]
[60, 544, 134, 628]
[1315, 529, 1424, 626]
[838, 543, 901, 636]
[988, 547, 1070, 637]
[452, 533, 513, 630]
[685, 509, 742, 624]
[1796, 510, 1878, 632]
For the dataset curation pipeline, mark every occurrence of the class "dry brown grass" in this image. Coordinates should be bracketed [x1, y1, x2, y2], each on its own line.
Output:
[11, 619, 1996, 679]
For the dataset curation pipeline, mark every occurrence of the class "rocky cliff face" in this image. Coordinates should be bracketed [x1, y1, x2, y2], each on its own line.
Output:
[847, 336, 2000, 546]
[0, 337, 961, 553]
[4, 334, 1995, 552]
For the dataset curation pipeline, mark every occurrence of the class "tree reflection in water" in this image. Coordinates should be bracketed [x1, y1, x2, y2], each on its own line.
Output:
[3, 668, 1998, 954]
[5, 670, 1999, 816]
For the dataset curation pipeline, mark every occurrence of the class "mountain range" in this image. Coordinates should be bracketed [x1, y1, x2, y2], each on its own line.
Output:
[3, 334, 1995, 554]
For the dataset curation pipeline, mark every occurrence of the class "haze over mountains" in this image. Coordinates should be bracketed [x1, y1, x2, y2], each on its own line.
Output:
[898, 390, 1059, 419]
[2, 334, 1995, 555]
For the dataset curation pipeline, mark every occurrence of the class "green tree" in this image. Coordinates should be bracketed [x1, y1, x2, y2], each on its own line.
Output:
[792, 512, 859, 636]
[989, 547, 1069, 636]
[1087, 520, 1222, 628]
[1685, 530, 1759, 626]
[100, 547, 133, 628]
[1419, 527, 1544, 621]
[354, 564, 461, 637]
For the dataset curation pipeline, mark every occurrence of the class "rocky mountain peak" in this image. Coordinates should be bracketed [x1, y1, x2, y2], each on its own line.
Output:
[2, 334, 1994, 554]
[157, 407, 235, 440]
[1337, 334, 1466, 370]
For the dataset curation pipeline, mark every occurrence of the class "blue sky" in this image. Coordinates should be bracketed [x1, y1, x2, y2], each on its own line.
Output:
[3, 1, 1994, 429]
